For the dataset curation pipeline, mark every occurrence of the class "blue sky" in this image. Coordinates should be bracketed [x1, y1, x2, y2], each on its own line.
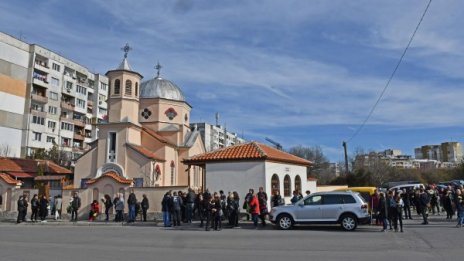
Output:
[2, 0, 464, 161]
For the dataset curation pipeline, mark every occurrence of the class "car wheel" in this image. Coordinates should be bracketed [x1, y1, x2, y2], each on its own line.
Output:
[340, 214, 357, 231]
[277, 214, 294, 230]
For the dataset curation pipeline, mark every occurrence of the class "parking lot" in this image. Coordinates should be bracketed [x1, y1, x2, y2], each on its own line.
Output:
[0, 216, 462, 261]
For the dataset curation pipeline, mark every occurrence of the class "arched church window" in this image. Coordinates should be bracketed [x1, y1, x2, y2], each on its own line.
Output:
[114, 79, 120, 95]
[295, 175, 301, 194]
[125, 80, 132, 96]
[284, 175, 291, 197]
[271, 174, 280, 194]
[135, 82, 138, 96]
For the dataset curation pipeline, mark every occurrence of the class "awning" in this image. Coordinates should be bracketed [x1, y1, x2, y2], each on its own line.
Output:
[8, 172, 34, 178]
[34, 175, 64, 181]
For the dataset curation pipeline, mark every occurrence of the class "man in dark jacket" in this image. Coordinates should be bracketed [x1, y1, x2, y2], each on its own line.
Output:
[30, 194, 39, 222]
[418, 187, 430, 225]
[186, 188, 196, 223]
[141, 194, 149, 222]
[17, 196, 26, 223]
[171, 192, 183, 226]
[127, 191, 137, 223]
[71, 193, 81, 221]
[161, 192, 172, 227]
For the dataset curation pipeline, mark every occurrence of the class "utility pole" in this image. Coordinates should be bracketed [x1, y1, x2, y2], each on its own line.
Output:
[342, 141, 349, 175]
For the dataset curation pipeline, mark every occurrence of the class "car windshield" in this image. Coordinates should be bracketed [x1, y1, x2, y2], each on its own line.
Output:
[304, 195, 322, 205]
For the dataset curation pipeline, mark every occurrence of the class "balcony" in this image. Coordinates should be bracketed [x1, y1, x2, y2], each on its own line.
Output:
[60, 116, 73, 123]
[61, 101, 75, 111]
[31, 94, 48, 104]
[73, 133, 84, 140]
[31, 109, 47, 118]
[33, 72, 49, 88]
[87, 100, 93, 108]
[34, 60, 50, 73]
[73, 119, 85, 128]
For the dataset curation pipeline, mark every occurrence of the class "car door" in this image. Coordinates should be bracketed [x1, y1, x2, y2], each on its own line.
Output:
[294, 195, 323, 222]
[321, 194, 343, 221]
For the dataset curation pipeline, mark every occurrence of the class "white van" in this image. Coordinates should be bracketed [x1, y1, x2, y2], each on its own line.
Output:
[389, 183, 423, 192]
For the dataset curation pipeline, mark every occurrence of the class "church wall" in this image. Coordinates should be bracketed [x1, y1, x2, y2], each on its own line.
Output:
[74, 147, 99, 186]
[126, 126, 141, 145]
[126, 149, 152, 185]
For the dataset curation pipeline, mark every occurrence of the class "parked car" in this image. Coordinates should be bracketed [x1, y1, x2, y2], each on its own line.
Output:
[269, 191, 370, 231]
[388, 183, 423, 192]
[334, 187, 377, 213]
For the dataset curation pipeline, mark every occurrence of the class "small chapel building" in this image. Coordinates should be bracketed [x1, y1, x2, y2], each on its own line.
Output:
[74, 47, 205, 198]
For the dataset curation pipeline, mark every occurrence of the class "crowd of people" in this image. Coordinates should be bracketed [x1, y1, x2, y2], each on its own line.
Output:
[16, 194, 63, 223]
[371, 184, 464, 232]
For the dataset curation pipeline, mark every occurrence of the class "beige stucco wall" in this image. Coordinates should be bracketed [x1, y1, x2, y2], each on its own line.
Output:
[74, 147, 98, 185]
[316, 185, 348, 192]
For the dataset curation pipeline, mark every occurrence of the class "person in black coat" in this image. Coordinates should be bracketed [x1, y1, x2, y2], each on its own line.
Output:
[141, 194, 149, 222]
[39, 195, 49, 221]
[401, 189, 412, 219]
[30, 194, 39, 222]
[227, 192, 240, 228]
[17, 196, 26, 223]
[378, 193, 389, 232]
[103, 194, 113, 222]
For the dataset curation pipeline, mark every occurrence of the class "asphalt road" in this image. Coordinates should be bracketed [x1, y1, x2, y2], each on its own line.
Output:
[0, 216, 462, 261]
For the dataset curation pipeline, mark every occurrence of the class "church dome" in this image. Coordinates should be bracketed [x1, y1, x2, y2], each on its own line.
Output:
[139, 77, 185, 101]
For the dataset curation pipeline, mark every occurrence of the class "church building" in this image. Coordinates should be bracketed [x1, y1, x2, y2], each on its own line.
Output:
[74, 45, 205, 193]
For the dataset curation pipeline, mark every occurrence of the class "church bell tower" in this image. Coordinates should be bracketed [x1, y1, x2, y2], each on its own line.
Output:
[106, 43, 143, 124]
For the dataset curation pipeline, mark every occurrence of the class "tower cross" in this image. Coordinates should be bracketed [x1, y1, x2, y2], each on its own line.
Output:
[121, 43, 132, 58]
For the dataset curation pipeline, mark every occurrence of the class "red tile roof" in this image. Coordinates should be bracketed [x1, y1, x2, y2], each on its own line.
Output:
[7, 172, 34, 178]
[0, 173, 21, 185]
[184, 142, 312, 166]
[86, 171, 133, 185]
[127, 143, 165, 161]
[0, 158, 72, 175]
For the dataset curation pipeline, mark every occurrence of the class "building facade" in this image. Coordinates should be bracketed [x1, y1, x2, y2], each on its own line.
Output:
[0, 32, 109, 163]
[192, 122, 246, 152]
[415, 142, 463, 163]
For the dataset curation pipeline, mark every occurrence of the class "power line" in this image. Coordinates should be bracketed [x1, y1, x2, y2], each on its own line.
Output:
[346, 0, 433, 143]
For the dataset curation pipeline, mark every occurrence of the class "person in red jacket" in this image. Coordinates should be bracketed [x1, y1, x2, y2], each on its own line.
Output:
[88, 200, 100, 222]
[248, 189, 260, 229]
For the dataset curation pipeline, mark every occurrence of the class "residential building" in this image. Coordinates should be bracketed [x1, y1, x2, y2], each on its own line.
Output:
[0, 32, 109, 163]
[414, 142, 463, 163]
[191, 122, 246, 152]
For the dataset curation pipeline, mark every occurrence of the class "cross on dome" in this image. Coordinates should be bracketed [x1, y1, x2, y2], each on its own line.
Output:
[155, 62, 162, 78]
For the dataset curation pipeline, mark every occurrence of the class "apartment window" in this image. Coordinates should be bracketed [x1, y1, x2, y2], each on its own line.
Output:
[125, 80, 132, 96]
[48, 106, 57, 115]
[61, 122, 73, 131]
[76, 98, 85, 109]
[114, 79, 120, 95]
[62, 137, 71, 147]
[46, 136, 55, 143]
[32, 132, 42, 141]
[99, 95, 106, 104]
[51, 77, 60, 87]
[76, 85, 87, 95]
[52, 63, 60, 72]
[65, 81, 73, 92]
[98, 107, 107, 115]
[50, 92, 58, 101]
[31, 103, 43, 112]
[48, 120, 56, 130]
[32, 116, 45, 125]
[100, 82, 107, 91]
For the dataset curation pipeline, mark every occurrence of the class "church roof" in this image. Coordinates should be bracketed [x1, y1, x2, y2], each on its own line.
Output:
[86, 171, 133, 185]
[184, 142, 312, 166]
[142, 127, 176, 147]
[140, 77, 185, 101]
[117, 57, 132, 71]
[127, 143, 165, 161]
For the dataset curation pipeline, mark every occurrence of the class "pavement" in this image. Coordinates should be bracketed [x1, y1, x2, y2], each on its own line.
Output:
[0, 214, 462, 261]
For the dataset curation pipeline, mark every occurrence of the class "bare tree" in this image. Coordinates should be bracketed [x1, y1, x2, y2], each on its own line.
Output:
[288, 145, 333, 183]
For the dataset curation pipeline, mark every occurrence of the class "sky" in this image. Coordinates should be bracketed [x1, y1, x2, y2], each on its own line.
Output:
[1, 0, 463, 162]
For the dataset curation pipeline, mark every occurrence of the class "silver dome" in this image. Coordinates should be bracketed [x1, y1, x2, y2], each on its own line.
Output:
[139, 77, 185, 101]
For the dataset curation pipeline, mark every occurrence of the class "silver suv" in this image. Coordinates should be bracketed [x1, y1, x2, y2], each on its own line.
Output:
[269, 191, 370, 231]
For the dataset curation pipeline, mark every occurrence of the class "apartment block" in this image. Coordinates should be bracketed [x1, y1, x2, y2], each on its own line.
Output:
[0, 32, 108, 163]
[191, 122, 246, 152]
[414, 142, 462, 163]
